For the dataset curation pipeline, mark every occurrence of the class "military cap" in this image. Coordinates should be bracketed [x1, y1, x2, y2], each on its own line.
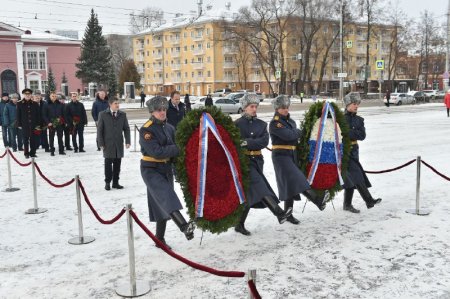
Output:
[22, 88, 33, 94]
[272, 95, 290, 110]
[239, 93, 260, 109]
[146, 96, 169, 113]
[10, 93, 19, 99]
[343, 92, 361, 107]
[1, 92, 9, 97]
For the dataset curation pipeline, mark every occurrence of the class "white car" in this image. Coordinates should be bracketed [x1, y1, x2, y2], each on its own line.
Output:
[384, 93, 415, 105]
[191, 97, 242, 114]
[422, 90, 438, 101]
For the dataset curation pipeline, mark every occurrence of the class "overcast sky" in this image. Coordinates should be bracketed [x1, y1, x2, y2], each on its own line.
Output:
[1, 0, 447, 36]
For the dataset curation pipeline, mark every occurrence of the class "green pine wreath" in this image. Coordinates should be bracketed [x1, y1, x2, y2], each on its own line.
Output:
[175, 106, 249, 234]
[297, 101, 351, 200]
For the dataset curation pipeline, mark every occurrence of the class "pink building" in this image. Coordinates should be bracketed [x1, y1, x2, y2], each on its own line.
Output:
[0, 22, 84, 95]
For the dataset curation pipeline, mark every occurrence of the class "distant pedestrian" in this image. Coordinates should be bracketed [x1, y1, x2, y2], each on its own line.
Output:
[167, 90, 186, 129]
[97, 97, 131, 190]
[92, 89, 109, 151]
[444, 90, 450, 117]
[205, 94, 213, 107]
[385, 89, 391, 107]
[300, 91, 304, 104]
[66, 92, 88, 153]
[140, 91, 146, 108]
[2, 93, 23, 152]
[184, 93, 191, 112]
[0, 92, 10, 148]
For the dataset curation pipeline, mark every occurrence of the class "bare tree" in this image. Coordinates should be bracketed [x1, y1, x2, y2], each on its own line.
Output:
[129, 7, 164, 34]
[106, 34, 133, 78]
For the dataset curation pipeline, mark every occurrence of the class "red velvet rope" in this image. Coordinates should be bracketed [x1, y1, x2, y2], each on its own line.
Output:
[364, 159, 416, 174]
[33, 163, 75, 187]
[129, 210, 246, 278]
[7, 149, 32, 167]
[421, 160, 450, 181]
[78, 180, 126, 224]
[248, 279, 262, 299]
[0, 150, 6, 158]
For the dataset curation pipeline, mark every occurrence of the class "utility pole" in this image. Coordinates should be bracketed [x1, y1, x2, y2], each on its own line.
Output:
[445, 0, 450, 91]
[339, 0, 344, 104]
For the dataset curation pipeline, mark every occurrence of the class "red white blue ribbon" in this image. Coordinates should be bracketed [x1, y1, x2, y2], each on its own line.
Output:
[307, 102, 344, 185]
[195, 113, 246, 218]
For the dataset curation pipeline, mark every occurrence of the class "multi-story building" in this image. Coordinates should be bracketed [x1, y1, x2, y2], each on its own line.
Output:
[133, 13, 399, 96]
[0, 22, 84, 95]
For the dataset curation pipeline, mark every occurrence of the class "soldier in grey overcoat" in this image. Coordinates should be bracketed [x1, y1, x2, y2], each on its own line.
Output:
[97, 97, 131, 190]
[139, 96, 194, 248]
[342, 93, 382, 213]
[233, 94, 292, 236]
[269, 95, 328, 225]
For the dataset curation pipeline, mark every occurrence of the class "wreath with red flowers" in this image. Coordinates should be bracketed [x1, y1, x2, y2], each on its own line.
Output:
[175, 106, 249, 234]
[298, 101, 351, 200]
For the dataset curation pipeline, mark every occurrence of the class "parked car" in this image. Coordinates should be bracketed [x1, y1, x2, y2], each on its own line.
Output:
[407, 91, 429, 103]
[435, 90, 446, 100]
[225, 92, 246, 102]
[192, 97, 242, 114]
[384, 93, 415, 105]
[423, 90, 438, 101]
[211, 88, 232, 97]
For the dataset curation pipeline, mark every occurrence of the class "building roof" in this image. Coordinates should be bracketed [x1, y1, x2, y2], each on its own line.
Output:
[0, 21, 80, 43]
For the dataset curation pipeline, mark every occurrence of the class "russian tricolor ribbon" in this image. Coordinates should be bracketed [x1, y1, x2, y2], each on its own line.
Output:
[195, 113, 246, 218]
[307, 102, 344, 186]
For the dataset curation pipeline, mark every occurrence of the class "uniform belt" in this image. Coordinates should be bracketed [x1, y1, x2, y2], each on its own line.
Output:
[244, 150, 262, 156]
[272, 145, 296, 150]
[142, 156, 170, 163]
[351, 141, 358, 145]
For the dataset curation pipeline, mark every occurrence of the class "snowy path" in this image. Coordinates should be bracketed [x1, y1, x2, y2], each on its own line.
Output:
[0, 104, 449, 299]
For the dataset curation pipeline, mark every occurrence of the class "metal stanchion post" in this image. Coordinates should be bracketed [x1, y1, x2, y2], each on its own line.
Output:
[115, 204, 151, 297]
[406, 156, 430, 216]
[69, 175, 95, 245]
[3, 147, 20, 192]
[25, 158, 47, 214]
[131, 125, 139, 152]
[248, 269, 257, 299]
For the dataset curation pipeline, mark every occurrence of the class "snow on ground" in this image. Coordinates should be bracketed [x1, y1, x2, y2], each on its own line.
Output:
[0, 103, 449, 299]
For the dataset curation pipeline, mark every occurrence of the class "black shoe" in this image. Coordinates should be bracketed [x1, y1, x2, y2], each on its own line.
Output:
[277, 207, 293, 224]
[234, 223, 251, 236]
[19, 148, 23, 151]
[97, 148, 101, 151]
[30, 154, 37, 158]
[13, 149, 17, 152]
[50, 152, 55, 156]
[155, 238, 172, 250]
[66, 147, 73, 151]
[79, 149, 85, 153]
[343, 205, 360, 213]
[44, 148, 51, 152]
[25, 153, 30, 159]
[105, 183, 111, 190]
[112, 183, 124, 189]
[59, 151, 66, 155]
[366, 198, 382, 209]
[286, 215, 300, 225]
[74, 148, 78, 153]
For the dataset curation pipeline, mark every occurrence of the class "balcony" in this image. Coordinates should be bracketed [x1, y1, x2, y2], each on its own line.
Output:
[193, 63, 204, 69]
[153, 53, 163, 60]
[194, 76, 204, 82]
[193, 35, 204, 41]
[171, 38, 181, 45]
[137, 55, 144, 62]
[223, 76, 236, 82]
[136, 43, 144, 51]
[153, 78, 163, 84]
[171, 64, 181, 70]
[193, 49, 205, 56]
[137, 67, 144, 73]
[153, 65, 163, 72]
[223, 47, 238, 55]
[172, 77, 182, 83]
[249, 75, 262, 82]
[152, 40, 163, 47]
[223, 62, 236, 69]
[171, 51, 181, 58]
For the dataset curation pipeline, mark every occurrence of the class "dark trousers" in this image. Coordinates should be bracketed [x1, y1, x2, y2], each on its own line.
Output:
[140, 100, 145, 108]
[71, 125, 84, 150]
[63, 126, 71, 148]
[49, 127, 64, 153]
[23, 132, 38, 156]
[2, 125, 9, 147]
[8, 127, 23, 151]
[105, 158, 122, 184]
[447, 108, 449, 117]
[40, 128, 49, 149]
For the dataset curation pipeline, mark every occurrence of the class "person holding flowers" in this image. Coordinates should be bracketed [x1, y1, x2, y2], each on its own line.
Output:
[43, 91, 66, 156]
[66, 92, 87, 153]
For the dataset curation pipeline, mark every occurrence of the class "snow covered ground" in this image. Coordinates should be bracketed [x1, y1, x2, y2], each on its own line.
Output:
[0, 103, 449, 299]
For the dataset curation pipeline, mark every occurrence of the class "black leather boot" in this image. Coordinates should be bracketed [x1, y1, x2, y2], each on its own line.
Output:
[261, 196, 292, 224]
[343, 188, 360, 213]
[284, 198, 300, 225]
[170, 211, 194, 240]
[235, 206, 251, 236]
[356, 184, 382, 209]
[155, 220, 172, 250]
[302, 189, 328, 211]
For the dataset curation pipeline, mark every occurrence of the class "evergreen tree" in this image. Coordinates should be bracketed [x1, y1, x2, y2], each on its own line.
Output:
[107, 63, 118, 98]
[47, 67, 56, 92]
[118, 59, 142, 94]
[61, 71, 68, 84]
[76, 9, 112, 85]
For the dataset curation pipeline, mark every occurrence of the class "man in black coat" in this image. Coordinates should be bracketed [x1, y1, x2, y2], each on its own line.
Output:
[17, 88, 41, 158]
[204, 94, 213, 107]
[342, 93, 382, 213]
[65, 92, 88, 153]
[269, 95, 328, 224]
[234, 94, 292, 236]
[166, 90, 186, 129]
[140, 91, 146, 108]
[33, 90, 50, 152]
[43, 91, 66, 156]
[58, 94, 72, 150]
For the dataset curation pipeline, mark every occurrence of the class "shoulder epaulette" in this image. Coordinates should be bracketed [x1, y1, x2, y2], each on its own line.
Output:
[273, 115, 280, 121]
[144, 120, 153, 128]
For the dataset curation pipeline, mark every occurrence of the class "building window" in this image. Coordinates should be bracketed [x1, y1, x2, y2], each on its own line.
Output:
[206, 28, 210, 35]
[41, 80, 48, 93]
[27, 52, 38, 69]
[29, 80, 39, 91]
[39, 52, 46, 70]
[207, 70, 211, 77]
[293, 69, 297, 76]
[207, 42, 211, 49]
[207, 56, 211, 62]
